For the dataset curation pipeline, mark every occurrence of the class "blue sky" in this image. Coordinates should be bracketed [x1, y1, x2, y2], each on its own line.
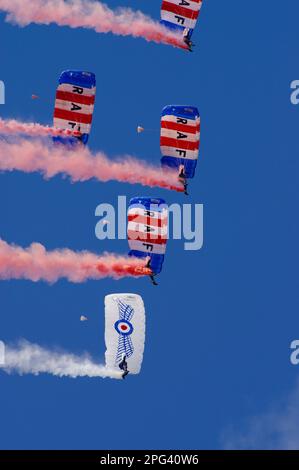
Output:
[0, 0, 299, 450]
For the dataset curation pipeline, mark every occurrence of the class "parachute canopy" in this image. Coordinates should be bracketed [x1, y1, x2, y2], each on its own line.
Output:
[53, 70, 96, 146]
[128, 197, 168, 276]
[160, 105, 200, 179]
[80, 315, 88, 322]
[105, 294, 146, 375]
[160, 0, 203, 37]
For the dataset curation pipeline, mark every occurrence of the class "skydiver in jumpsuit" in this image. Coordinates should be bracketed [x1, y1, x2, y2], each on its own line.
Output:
[119, 355, 129, 379]
[183, 28, 193, 52]
[179, 167, 189, 195]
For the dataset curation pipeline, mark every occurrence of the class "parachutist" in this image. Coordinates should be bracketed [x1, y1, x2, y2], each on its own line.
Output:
[183, 28, 194, 52]
[178, 168, 189, 195]
[105, 295, 145, 378]
[119, 355, 130, 379]
[184, 40, 193, 52]
[161, 107, 199, 194]
[128, 197, 167, 285]
[150, 275, 158, 286]
[182, 181, 189, 195]
[145, 259, 158, 285]
[53, 70, 96, 147]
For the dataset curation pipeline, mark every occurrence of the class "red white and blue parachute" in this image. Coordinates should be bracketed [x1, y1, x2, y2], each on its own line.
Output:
[53, 70, 96, 146]
[160, 105, 200, 179]
[160, 0, 203, 39]
[127, 197, 168, 276]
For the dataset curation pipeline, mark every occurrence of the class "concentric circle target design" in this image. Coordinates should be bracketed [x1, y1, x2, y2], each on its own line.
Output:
[114, 319, 134, 336]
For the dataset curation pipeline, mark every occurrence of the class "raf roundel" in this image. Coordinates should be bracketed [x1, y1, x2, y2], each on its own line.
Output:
[114, 319, 134, 336]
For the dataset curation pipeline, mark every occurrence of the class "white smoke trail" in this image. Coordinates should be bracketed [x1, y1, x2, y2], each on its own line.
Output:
[2, 340, 122, 379]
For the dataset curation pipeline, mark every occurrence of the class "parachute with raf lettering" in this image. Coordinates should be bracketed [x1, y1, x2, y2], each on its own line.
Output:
[53, 70, 96, 146]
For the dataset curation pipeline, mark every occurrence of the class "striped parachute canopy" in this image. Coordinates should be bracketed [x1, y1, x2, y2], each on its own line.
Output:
[128, 197, 168, 276]
[160, 0, 203, 38]
[53, 70, 96, 146]
[160, 105, 200, 179]
[104, 294, 146, 375]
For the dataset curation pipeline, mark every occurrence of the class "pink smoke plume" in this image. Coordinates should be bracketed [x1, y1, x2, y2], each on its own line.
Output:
[0, 137, 183, 192]
[0, 239, 151, 283]
[0, 118, 81, 138]
[0, 0, 187, 49]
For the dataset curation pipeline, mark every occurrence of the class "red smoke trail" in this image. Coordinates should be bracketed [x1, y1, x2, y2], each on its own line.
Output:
[0, 137, 183, 192]
[0, 239, 151, 283]
[0, 0, 187, 49]
[0, 118, 81, 138]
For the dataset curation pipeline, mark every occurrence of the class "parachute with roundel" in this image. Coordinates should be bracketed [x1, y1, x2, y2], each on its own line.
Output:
[53, 70, 96, 146]
[160, 105, 200, 180]
[127, 197, 168, 276]
[104, 294, 146, 375]
[160, 0, 203, 40]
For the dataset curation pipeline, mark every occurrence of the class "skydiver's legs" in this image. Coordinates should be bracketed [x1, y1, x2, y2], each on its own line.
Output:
[183, 38, 193, 52]
[146, 260, 157, 285]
